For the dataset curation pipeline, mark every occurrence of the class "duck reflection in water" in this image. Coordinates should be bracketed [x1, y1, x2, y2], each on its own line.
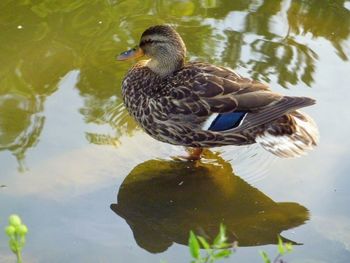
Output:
[111, 152, 309, 253]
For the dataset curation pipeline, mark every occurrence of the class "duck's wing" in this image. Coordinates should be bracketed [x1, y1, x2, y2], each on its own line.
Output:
[229, 95, 315, 133]
[169, 64, 277, 114]
[169, 63, 315, 131]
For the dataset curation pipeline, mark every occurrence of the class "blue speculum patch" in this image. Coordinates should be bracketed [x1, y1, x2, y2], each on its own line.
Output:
[208, 112, 247, 131]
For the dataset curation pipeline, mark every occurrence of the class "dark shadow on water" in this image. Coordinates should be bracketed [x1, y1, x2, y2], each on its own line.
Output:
[111, 152, 309, 253]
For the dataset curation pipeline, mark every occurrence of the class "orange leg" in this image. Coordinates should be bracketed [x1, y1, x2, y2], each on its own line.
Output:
[184, 147, 203, 161]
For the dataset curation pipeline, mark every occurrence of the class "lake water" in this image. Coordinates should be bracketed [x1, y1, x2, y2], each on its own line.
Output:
[1, 0, 350, 262]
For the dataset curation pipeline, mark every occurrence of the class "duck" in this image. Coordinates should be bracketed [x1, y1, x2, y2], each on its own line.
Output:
[117, 25, 319, 160]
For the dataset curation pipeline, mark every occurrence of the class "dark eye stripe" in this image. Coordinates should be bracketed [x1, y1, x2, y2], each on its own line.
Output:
[140, 39, 166, 46]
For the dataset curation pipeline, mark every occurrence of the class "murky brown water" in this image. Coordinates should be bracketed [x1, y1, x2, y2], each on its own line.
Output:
[1, 0, 350, 262]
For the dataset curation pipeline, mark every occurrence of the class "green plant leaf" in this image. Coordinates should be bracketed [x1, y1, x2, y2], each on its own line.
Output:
[259, 251, 271, 263]
[219, 224, 227, 240]
[213, 224, 227, 247]
[17, 224, 28, 236]
[213, 249, 232, 259]
[9, 239, 17, 253]
[197, 236, 210, 251]
[8, 215, 22, 227]
[277, 236, 285, 255]
[189, 231, 200, 259]
[285, 242, 293, 252]
[5, 226, 16, 237]
[217, 242, 231, 249]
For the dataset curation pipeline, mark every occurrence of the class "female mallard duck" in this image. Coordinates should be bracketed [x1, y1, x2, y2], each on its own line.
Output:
[117, 25, 319, 160]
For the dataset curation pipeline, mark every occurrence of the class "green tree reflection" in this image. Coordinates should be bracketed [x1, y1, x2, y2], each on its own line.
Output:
[111, 152, 309, 253]
[0, 0, 349, 165]
[287, 0, 350, 61]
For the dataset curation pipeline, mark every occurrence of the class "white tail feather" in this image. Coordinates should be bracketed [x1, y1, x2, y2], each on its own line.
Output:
[256, 111, 319, 158]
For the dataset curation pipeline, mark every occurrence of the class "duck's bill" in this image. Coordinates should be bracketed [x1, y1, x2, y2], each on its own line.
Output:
[116, 47, 144, 61]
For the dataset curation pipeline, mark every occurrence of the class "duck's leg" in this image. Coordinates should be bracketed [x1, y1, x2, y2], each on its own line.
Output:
[184, 147, 203, 161]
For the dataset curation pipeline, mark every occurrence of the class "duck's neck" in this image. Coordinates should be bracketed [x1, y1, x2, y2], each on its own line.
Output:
[146, 55, 184, 77]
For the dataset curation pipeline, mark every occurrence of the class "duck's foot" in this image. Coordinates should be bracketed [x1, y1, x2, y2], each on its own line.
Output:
[180, 147, 203, 161]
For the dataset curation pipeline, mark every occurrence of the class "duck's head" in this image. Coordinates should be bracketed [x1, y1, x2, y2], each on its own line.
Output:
[117, 25, 186, 77]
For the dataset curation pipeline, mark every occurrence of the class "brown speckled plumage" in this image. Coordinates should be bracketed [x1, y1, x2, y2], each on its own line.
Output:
[119, 25, 319, 157]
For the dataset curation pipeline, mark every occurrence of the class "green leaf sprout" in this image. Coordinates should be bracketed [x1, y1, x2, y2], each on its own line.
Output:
[4, 214, 28, 263]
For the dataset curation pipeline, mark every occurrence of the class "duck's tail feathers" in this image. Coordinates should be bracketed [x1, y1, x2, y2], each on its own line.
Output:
[256, 111, 319, 158]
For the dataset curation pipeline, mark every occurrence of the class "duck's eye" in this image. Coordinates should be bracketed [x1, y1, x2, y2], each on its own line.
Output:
[121, 50, 131, 56]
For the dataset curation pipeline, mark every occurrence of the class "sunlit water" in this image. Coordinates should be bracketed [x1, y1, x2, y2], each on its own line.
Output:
[1, 1, 350, 262]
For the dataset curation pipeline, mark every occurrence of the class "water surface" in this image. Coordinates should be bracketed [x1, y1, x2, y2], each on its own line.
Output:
[1, 0, 350, 262]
